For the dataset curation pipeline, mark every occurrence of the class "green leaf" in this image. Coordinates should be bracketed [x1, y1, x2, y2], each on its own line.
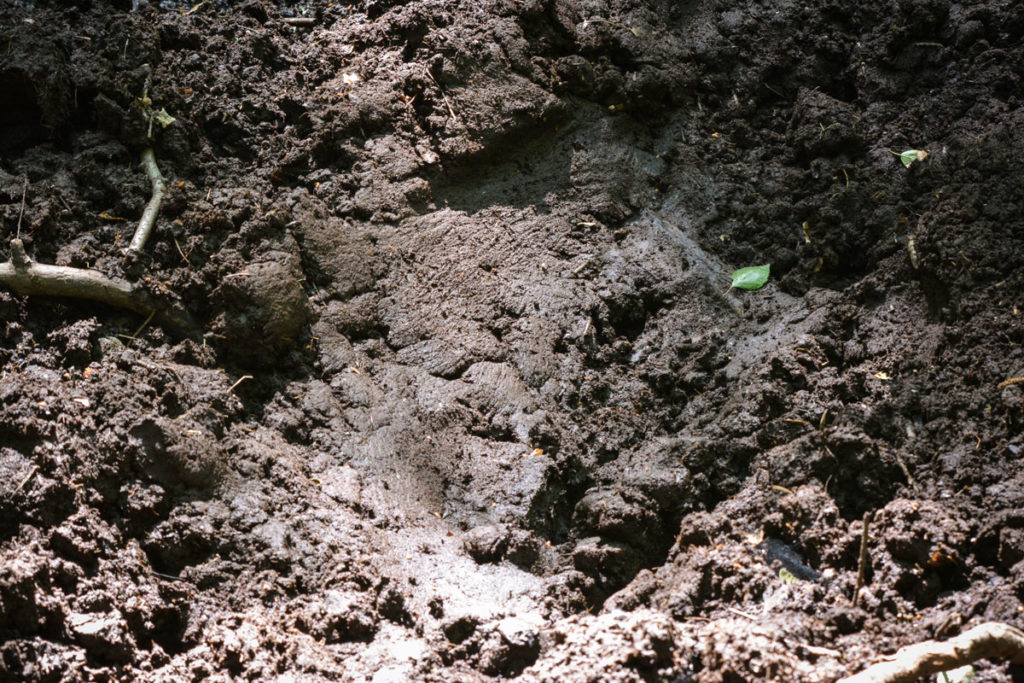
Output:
[731, 264, 770, 290]
[779, 568, 799, 583]
[897, 149, 929, 167]
[153, 108, 176, 128]
[937, 665, 974, 683]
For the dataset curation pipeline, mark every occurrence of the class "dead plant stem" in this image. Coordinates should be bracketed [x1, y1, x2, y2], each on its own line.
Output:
[0, 239, 196, 335]
[129, 147, 166, 252]
[423, 65, 460, 125]
[853, 509, 874, 606]
[16, 177, 27, 238]
[127, 309, 156, 344]
[839, 622, 1024, 683]
[227, 375, 253, 393]
[12, 465, 38, 495]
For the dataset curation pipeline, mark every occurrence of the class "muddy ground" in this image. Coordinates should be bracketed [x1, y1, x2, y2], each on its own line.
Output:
[1, 0, 1023, 680]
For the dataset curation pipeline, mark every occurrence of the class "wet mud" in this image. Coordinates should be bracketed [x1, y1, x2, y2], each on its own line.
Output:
[1, 0, 1023, 680]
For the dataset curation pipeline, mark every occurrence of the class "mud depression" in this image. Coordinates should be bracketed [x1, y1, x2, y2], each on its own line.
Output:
[1, 0, 1024, 680]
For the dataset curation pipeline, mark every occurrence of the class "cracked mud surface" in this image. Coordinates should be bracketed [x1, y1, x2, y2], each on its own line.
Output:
[2, 0, 1024, 680]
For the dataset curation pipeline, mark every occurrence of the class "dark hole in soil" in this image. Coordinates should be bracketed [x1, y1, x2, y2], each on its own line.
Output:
[606, 299, 647, 342]
[69, 86, 99, 130]
[525, 463, 593, 546]
[0, 70, 45, 154]
[145, 603, 189, 656]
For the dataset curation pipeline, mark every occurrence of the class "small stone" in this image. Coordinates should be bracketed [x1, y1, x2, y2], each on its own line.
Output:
[66, 611, 133, 663]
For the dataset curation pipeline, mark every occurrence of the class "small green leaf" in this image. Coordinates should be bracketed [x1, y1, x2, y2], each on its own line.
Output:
[153, 108, 176, 128]
[896, 149, 929, 167]
[731, 264, 770, 290]
[937, 664, 974, 683]
[779, 568, 799, 583]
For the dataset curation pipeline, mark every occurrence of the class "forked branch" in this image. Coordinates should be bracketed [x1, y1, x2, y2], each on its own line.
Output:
[0, 239, 195, 335]
[0, 147, 195, 335]
[1, 237, 142, 310]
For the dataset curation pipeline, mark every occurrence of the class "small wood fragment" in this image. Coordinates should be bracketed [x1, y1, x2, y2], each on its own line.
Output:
[129, 147, 167, 252]
[838, 622, 1024, 683]
[0, 239, 197, 336]
[853, 510, 874, 606]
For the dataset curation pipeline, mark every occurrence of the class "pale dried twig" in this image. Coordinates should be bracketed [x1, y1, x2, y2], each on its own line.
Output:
[227, 375, 253, 393]
[853, 510, 874, 606]
[0, 238, 196, 335]
[423, 64, 460, 125]
[16, 176, 27, 238]
[1, 238, 147, 313]
[838, 622, 1024, 683]
[129, 147, 167, 252]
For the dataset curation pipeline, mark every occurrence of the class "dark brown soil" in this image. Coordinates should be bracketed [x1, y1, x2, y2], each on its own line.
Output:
[2, 0, 1023, 680]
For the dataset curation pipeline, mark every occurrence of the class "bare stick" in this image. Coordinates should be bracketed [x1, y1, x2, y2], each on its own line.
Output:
[126, 309, 156, 344]
[227, 374, 252, 393]
[0, 239, 196, 335]
[423, 65, 460, 125]
[11, 465, 38, 495]
[853, 510, 874, 606]
[890, 448, 917, 490]
[16, 177, 27, 238]
[174, 237, 190, 265]
[183, 0, 209, 16]
[281, 17, 317, 27]
[2, 239, 145, 312]
[838, 622, 1024, 683]
[129, 147, 167, 252]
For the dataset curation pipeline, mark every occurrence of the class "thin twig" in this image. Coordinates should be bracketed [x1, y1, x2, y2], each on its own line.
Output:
[227, 375, 253, 393]
[804, 644, 843, 658]
[174, 237, 190, 265]
[16, 177, 27, 238]
[998, 377, 1024, 389]
[129, 147, 167, 252]
[183, 0, 209, 16]
[126, 309, 156, 345]
[423, 65, 460, 125]
[12, 465, 38, 495]
[725, 606, 757, 620]
[890, 449, 917, 490]
[151, 570, 193, 583]
[853, 510, 874, 606]
[0, 239, 197, 336]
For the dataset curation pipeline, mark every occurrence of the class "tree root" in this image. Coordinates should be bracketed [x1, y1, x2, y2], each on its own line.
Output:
[129, 147, 166, 253]
[0, 238, 196, 336]
[839, 622, 1024, 683]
